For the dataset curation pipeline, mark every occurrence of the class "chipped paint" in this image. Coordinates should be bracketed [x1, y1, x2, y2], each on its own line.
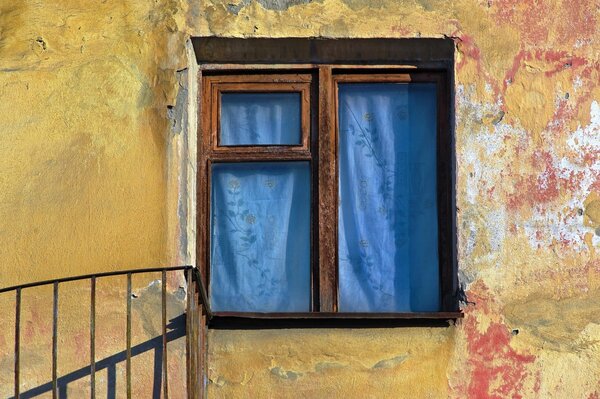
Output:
[1, 0, 600, 397]
[199, 0, 600, 398]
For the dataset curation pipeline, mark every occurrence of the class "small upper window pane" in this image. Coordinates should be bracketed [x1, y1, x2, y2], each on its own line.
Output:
[220, 92, 302, 146]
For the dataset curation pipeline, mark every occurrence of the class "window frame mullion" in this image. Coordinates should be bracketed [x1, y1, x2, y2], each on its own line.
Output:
[317, 65, 338, 312]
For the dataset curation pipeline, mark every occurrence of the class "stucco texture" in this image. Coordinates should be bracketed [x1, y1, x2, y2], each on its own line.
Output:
[1, 0, 600, 398]
[0, 0, 191, 396]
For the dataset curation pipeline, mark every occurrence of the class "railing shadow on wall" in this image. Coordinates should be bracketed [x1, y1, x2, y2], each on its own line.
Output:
[11, 314, 184, 399]
[0, 265, 211, 399]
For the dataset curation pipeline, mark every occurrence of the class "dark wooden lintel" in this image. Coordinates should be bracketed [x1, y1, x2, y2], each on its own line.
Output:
[192, 38, 454, 66]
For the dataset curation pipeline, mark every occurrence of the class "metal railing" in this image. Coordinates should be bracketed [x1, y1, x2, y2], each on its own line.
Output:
[0, 265, 211, 399]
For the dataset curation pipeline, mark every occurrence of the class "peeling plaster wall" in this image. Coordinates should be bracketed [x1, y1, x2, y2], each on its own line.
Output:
[199, 1, 600, 398]
[0, 0, 192, 285]
[1, 0, 600, 397]
[0, 1, 194, 395]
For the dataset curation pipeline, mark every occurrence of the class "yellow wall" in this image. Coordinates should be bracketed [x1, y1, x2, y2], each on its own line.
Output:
[1, 0, 600, 397]
[0, 0, 188, 285]
[0, 1, 191, 396]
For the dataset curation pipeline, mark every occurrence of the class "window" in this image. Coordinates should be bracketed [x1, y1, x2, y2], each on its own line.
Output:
[195, 39, 459, 321]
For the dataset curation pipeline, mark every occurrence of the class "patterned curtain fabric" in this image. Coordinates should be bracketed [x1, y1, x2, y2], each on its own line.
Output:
[337, 83, 440, 312]
[210, 162, 311, 312]
[220, 92, 302, 145]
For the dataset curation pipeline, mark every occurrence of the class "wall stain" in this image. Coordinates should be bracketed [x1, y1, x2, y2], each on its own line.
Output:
[1, 0, 600, 397]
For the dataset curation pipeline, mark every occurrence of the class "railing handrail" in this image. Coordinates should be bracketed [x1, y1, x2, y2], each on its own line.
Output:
[0, 266, 195, 293]
[0, 264, 211, 318]
[190, 267, 212, 319]
[2, 264, 210, 399]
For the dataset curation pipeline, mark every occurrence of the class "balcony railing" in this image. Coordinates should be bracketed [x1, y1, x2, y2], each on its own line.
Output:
[0, 265, 211, 399]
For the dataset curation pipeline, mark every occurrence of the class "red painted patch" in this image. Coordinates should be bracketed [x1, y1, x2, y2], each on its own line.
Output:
[453, 32, 502, 98]
[503, 50, 527, 94]
[582, 149, 600, 167]
[564, 170, 585, 193]
[558, 0, 597, 45]
[520, 3, 550, 44]
[538, 50, 586, 78]
[389, 25, 412, 36]
[505, 149, 595, 212]
[532, 151, 560, 203]
[23, 305, 51, 340]
[528, 260, 599, 295]
[580, 62, 600, 80]
[547, 98, 573, 134]
[74, 331, 89, 358]
[591, 175, 600, 192]
[504, 49, 586, 89]
[492, 0, 549, 44]
[492, 0, 521, 24]
[456, 33, 482, 72]
[532, 370, 541, 394]
[458, 282, 536, 398]
[507, 151, 560, 210]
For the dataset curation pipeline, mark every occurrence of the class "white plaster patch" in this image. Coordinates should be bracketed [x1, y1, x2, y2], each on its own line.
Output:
[522, 204, 589, 251]
[463, 221, 477, 259]
[149, 279, 162, 288]
[463, 148, 480, 205]
[484, 82, 493, 94]
[487, 208, 506, 253]
[456, 84, 509, 205]
[568, 101, 600, 151]
[573, 76, 583, 91]
[574, 38, 592, 49]
[522, 101, 600, 251]
[462, 129, 507, 205]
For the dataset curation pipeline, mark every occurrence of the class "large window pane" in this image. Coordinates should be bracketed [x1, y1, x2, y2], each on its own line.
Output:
[220, 92, 302, 145]
[210, 162, 311, 312]
[337, 83, 440, 312]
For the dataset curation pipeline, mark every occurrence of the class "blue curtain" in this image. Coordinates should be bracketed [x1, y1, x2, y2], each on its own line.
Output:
[337, 83, 440, 312]
[210, 162, 311, 312]
[220, 92, 302, 145]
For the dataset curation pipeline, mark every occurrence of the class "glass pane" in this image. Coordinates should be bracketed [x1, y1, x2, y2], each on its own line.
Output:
[220, 92, 302, 145]
[210, 162, 311, 312]
[337, 83, 440, 312]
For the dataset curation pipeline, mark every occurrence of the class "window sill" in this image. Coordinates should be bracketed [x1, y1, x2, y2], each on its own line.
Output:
[208, 311, 463, 329]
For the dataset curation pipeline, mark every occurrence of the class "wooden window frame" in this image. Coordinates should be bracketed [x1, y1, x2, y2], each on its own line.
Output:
[206, 74, 312, 152]
[197, 65, 462, 325]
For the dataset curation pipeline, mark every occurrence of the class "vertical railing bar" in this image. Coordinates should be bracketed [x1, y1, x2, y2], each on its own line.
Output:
[194, 290, 203, 399]
[52, 282, 59, 399]
[5, 266, 201, 399]
[199, 309, 205, 399]
[90, 276, 96, 399]
[190, 271, 199, 399]
[126, 273, 132, 399]
[185, 268, 192, 399]
[162, 270, 169, 399]
[14, 287, 21, 399]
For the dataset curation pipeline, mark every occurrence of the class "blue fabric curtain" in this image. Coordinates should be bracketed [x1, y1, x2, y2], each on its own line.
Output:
[337, 83, 440, 312]
[220, 92, 302, 145]
[210, 162, 311, 312]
